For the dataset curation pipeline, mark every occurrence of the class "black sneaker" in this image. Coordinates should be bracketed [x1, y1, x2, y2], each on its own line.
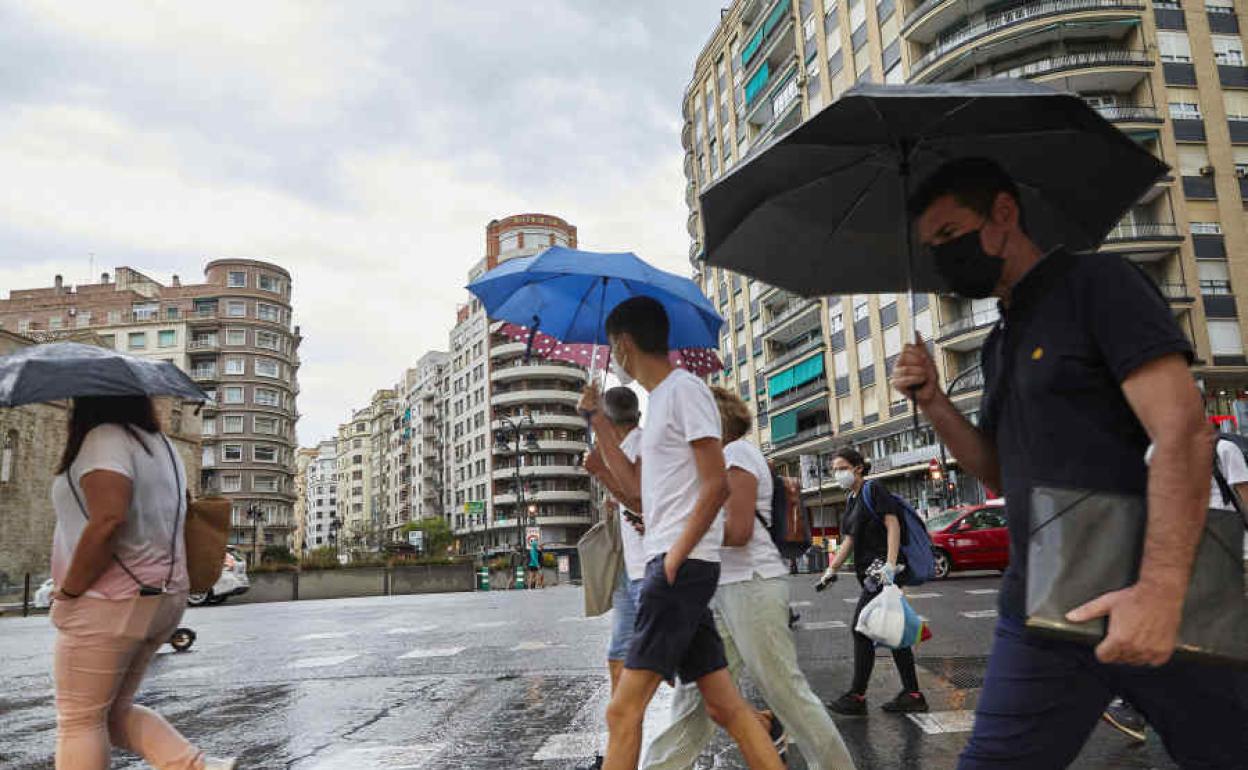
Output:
[825, 692, 867, 715]
[766, 711, 789, 761]
[1102, 698, 1148, 742]
[881, 691, 930, 713]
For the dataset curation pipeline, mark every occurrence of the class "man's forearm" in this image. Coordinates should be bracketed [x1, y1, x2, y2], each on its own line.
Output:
[597, 466, 643, 513]
[1140, 430, 1212, 598]
[922, 394, 1002, 490]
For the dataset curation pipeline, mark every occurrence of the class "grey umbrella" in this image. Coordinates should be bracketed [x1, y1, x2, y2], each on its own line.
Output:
[0, 342, 209, 408]
[699, 79, 1169, 296]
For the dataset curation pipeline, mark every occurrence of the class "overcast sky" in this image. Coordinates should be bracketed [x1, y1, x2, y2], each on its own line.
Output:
[0, 1, 725, 443]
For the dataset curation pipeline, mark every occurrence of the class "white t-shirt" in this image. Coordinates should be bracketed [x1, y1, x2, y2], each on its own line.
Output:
[51, 425, 189, 599]
[719, 439, 789, 584]
[1211, 438, 1248, 559]
[640, 369, 724, 563]
[619, 427, 647, 581]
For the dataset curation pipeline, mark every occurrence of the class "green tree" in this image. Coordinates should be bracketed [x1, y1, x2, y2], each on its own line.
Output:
[401, 517, 453, 555]
[262, 545, 296, 564]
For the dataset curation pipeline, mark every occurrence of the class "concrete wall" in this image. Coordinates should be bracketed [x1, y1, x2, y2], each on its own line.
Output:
[228, 563, 473, 605]
[391, 563, 474, 594]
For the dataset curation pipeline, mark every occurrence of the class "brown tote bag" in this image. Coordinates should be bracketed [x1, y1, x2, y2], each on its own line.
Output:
[185, 495, 232, 593]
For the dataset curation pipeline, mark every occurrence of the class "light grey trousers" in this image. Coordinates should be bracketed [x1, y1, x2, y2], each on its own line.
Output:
[641, 574, 856, 770]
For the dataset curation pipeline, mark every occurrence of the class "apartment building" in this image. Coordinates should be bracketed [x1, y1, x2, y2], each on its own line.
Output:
[406, 351, 450, 525]
[335, 390, 393, 552]
[298, 440, 339, 553]
[684, 0, 1248, 524]
[0, 261, 302, 550]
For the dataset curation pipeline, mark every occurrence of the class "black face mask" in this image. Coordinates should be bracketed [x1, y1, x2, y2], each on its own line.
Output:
[932, 229, 1004, 299]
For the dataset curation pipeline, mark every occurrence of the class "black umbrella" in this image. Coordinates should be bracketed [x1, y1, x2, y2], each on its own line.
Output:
[0, 342, 209, 408]
[700, 79, 1168, 296]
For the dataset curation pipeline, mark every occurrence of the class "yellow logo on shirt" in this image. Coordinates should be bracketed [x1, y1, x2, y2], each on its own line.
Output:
[1031, 347, 1044, 361]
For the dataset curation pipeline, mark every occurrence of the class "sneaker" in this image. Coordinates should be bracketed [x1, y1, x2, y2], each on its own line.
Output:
[788, 609, 801, 628]
[766, 711, 789, 761]
[204, 760, 238, 770]
[881, 691, 930, 713]
[1102, 698, 1148, 742]
[824, 692, 867, 715]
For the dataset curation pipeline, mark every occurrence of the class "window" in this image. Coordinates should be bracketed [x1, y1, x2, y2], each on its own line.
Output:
[883, 326, 903, 359]
[1208, 320, 1244, 354]
[228, 271, 247, 288]
[852, 294, 870, 322]
[257, 303, 280, 322]
[223, 444, 243, 462]
[1192, 221, 1223, 234]
[223, 387, 245, 404]
[1208, 0, 1234, 11]
[128, 332, 147, 350]
[48, 316, 62, 330]
[99, 334, 115, 349]
[258, 274, 280, 293]
[255, 388, 280, 406]
[1, 431, 15, 483]
[202, 417, 217, 436]
[226, 301, 247, 318]
[132, 303, 158, 321]
[255, 331, 279, 350]
[1213, 34, 1244, 65]
[1158, 31, 1193, 62]
[254, 445, 278, 463]
[226, 329, 246, 346]
[254, 475, 278, 492]
[157, 329, 176, 348]
[222, 415, 245, 433]
[1169, 98, 1201, 120]
[255, 358, 279, 378]
[255, 416, 279, 434]
[1178, 144, 1210, 175]
[1199, 262, 1232, 294]
[221, 475, 242, 493]
[829, 305, 845, 334]
[1225, 91, 1248, 120]
[224, 358, 246, 375]
[857, 337, 875, 368]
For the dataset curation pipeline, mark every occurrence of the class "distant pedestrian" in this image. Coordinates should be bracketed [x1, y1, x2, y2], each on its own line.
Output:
[49, 396, 235, 770]
[579, 296, 784, 770]
[643, 388, 855, 770]
[527, 539, 542, 589]
[820, 447, 928, 716]
[893, 157, 1248, 768]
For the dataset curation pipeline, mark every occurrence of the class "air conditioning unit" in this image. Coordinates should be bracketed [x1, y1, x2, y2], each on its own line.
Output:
[67, 308, 76, 316]
[1200, 165, 1216, 176]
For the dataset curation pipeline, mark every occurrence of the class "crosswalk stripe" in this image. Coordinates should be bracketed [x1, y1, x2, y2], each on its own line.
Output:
[532, 731, 607, 760]
[296, 632, 351, 641]
[290, 654, 358, 669]
[399, 646, 466, 660]
[470, 621, 506, 629]
[790, 601, 812, 607]
[904, 593, 942, 599]
[385, 625, 440, 635]
[303, 743, 444, 769]
[908, 710, 977, 735]
[795, 620, 847, 630]
[966, 589, 999, 595]
[960, 610, 998, 619]
[512, 641, 557, 651]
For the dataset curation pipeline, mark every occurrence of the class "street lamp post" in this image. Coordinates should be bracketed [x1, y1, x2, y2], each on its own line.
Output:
[494, 414, 539, 555]
[328, 516, 341, 557]
[246, 505, 263, 567]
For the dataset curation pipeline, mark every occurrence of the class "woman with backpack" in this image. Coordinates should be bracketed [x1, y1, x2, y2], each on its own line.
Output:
[821, 447, 928, 716]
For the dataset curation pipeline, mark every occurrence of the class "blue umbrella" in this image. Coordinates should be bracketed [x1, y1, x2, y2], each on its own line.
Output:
[466, 246, 723, 350]
[0, 342, 209, 408]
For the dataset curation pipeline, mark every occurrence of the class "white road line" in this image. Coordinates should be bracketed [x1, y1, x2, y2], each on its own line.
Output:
[385, 625, 439, 635]
[511, 641, 553, 651]
[470, 621, 506, 629]
[533, 732, 607, 761]
[966, 589, 999, 595]
[904, 593, 942, 599]
[158, 666, 221, 680]
[844, 598, 859, 604]
[303, 743, 444, 769]
[398, 646, 466, 660]
[297, 632, 351, 641]
[796, 620, 847, 631]
[790, 601, 812, 607]
[290, 654, 358, 669]
[908, 710, 977, 735]
[960, 610, 998, 619]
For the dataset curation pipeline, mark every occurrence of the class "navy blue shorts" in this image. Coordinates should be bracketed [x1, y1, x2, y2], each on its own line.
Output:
[624, 555, 727, 685]
[959, 615, 1248, 770]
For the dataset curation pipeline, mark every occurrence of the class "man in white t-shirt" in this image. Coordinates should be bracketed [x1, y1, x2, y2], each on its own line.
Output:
[642, 388, 855, 770]
[580, 296, 784, 770]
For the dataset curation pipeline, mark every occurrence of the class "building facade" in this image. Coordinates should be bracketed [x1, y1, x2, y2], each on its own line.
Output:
[0, 262, 302, 552]
[299, 440, 339, 553]
[684, 0, 1248, 528]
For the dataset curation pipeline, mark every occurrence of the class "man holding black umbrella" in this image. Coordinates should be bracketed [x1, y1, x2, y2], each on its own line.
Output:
[892, 157, 1248, 768]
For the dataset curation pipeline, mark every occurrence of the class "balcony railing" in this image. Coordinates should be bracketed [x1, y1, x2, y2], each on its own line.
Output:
[1159, 282, 1192, 300]
[188, 337, 219, 351]
[911, 0, 1144, 76]
[191, 368, 218, 381]
[938, 309, 1000, 339]
[990, 48, 1151, 80]
[1093, 104, 1162, 123]
[762, 297, 818, 336]
[772, 423, 834, 450]
[766, 337, 825, 372]
[1103, 222, 1182, 242]
[770, 377, 830, 412]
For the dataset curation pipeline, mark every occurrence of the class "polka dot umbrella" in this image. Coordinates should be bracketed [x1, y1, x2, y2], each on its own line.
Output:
[497, 323, 723, 378]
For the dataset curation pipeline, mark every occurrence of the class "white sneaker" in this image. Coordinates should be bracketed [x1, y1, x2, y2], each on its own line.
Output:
[204, 759, 238, 770]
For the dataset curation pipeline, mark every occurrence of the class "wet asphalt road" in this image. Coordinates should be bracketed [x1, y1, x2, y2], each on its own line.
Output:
[0, 574, 1179, 769]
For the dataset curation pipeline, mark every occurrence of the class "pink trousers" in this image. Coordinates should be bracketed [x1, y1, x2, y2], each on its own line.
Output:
[51, 592, 203, 770]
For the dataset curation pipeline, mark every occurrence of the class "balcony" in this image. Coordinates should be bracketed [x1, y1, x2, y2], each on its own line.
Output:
[188, 337, 219, 351]
[769, 377, 830, 412]
[491, 363, 585, 383]
[491, 464, 588, 481]
[765, 337, 825, 373]
[1099, 221, 1184, 261]
[937, 308, 1000, 351]
[490, 341, 528, 359]
[910, 0, 1144, 81]
[771, 423, 834, 452]
[688, 209, 700, 239]
[493, 489, 593, 506]
[742, 4, 796, 101]
[762, 297, 820, 338]
[493, 439, 586, 456]
[746, 61, 802, 130]
[490, 389, 581, 408]
[1093, 104, 1162, 126]
[989, 48, 1152, 92]
[191, 367, 218, 381]
[1158, 282, 1194, 305]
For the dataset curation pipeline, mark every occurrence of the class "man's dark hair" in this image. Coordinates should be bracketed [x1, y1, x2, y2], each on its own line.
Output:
[908, 157, 1025, 227]
[605, 296, 669, 355]
[603, 386, 640, 426]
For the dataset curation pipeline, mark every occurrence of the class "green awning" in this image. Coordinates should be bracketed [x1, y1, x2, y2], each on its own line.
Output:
[767, 355, 824, 397]
[770, 408, 799, 441]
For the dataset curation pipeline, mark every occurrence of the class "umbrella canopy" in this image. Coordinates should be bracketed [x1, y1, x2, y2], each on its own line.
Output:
[467, 246, 723, 350]
[497, 322, 724, 377]
[700, 79, 1169, 296]
[0, 342, 210, 408]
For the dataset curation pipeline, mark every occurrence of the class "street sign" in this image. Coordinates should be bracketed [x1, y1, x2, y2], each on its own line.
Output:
[408, 530, 424, 551]
[557, 555, 570, 574]
[464, 501, 485, 515]
[525, 527, 541, 547]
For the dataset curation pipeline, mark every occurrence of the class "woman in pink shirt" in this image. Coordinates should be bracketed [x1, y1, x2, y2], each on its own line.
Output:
[50, 395, 233, 770]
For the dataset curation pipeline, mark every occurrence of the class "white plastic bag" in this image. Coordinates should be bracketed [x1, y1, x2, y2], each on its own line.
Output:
[855, 584, 906, 648]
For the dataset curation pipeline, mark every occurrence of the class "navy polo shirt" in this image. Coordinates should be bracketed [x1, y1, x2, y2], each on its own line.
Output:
[979, 250, 1193, 619]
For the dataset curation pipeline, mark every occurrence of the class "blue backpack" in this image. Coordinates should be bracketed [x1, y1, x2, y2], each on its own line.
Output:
[860, 480, 936, 586]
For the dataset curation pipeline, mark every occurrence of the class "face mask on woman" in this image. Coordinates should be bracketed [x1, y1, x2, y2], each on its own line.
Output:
[834, 469, 857, 489]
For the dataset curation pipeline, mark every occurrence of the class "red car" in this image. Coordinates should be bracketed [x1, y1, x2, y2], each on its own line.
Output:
[926, 501, 1009, 579]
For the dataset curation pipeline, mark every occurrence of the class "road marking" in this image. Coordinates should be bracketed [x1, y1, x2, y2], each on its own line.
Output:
[558, 615, 602, 623]
[844, 598, 859, 604]
[908, 710, 977, 735]
[511, 641, 552, 651]
[960, 610, 998, 619]
[385, 625, 439, 635]
[533, 731, 607, 760]
[904, 593, 942, 599]
[290, 654, 358, 669]
[399, 646, 466, 660]
[966, 589, 999, 595]
[790, 601, 812, 607]
[303, 743, 444, 769]
[158, 666, 221, 680]
[795, 620, 847, 631]
[297, 632, 351, 641]
[470, 621, 506, 629]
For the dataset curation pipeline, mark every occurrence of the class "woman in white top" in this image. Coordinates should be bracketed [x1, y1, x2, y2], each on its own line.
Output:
[642, 388, 856, 770]
[49, 396, 233, 770]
